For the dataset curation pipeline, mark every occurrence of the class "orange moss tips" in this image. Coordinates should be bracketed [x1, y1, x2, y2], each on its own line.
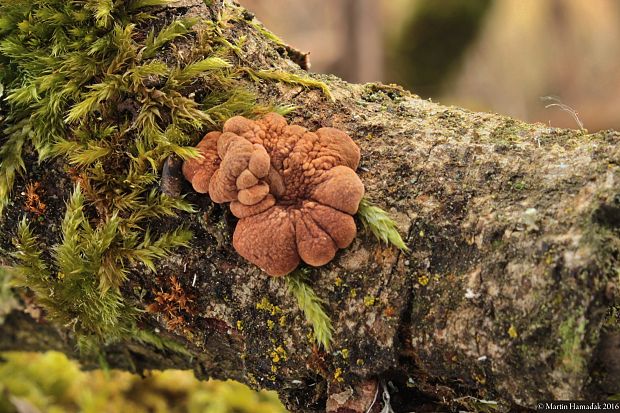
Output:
[147, 275, 195, 332]
[24, 181, 47, 216]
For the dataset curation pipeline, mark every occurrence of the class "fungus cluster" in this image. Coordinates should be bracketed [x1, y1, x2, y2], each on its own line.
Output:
[183, 113, 365, 276]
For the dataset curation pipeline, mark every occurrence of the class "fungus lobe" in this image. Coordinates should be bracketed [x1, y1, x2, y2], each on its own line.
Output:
[182, 113, 364, 276]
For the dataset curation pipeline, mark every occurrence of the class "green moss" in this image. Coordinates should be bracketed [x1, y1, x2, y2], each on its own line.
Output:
[488, 118, 527, 145]
[0, 0, 285, 216]
[248, 21, 286, 48]
[511, 180, 527, 191]
[11, 210, 136, 348]
[0, 0, 289, 352]
[244, 68, 333, 101]
[357, 197, 409, 251]
[133, 329, 191, 357]
[284, 269, 333, 349]
[10, 186, 194, 349]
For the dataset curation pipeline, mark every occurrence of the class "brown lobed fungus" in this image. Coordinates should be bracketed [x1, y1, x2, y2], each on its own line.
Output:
[182, 113, 364, 276]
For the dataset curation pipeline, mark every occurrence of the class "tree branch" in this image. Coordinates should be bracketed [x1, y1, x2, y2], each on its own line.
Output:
[0, 1, 618, 412]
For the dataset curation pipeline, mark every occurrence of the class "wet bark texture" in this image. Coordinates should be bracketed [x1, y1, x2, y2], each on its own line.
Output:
[1, 1, 619, 412]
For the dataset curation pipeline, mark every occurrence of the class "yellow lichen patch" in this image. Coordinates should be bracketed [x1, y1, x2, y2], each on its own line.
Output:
[544, 253, 555, 265]
[363, 295, 376, 307]
[333, 367, 344, 382]
[417, 273, 430, 286]
[269, 346, 287, 364]
[508, 325, 518, 338]
[256, 297, 282, 316]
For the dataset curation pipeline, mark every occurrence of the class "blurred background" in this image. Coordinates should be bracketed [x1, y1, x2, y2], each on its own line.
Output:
[0, 352, 287, 413]
[240, 0, 620, 131]
[2, 1, 619, 412]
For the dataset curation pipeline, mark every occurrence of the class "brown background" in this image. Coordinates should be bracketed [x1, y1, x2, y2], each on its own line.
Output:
[240, 0, 620, 131]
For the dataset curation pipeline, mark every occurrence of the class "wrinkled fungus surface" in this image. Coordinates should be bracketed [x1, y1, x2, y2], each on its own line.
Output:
[183, 113, 364, 276]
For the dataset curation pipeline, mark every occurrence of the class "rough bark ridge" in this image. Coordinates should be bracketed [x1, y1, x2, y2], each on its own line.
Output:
[1, 0, 619, 412]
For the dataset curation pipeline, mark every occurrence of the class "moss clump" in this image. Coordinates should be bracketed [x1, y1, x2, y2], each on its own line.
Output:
[244, 68, 333, 101]
[0, 0, 300, 352]
[11, 186, 192, 350]
[0, 0, 340, 360]
[0, 0, 299, 215]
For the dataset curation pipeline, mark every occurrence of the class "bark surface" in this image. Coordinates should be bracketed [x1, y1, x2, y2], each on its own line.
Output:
[1, 1, 619, 412]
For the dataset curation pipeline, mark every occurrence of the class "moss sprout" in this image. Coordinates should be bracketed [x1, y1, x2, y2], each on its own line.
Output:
[357, 197, 409, 251]
[284, 269, 333, 350]
[244, 68, 333, 101]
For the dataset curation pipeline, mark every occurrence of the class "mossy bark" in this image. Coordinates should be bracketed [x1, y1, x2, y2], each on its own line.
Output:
[1, 0, 619, 412]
